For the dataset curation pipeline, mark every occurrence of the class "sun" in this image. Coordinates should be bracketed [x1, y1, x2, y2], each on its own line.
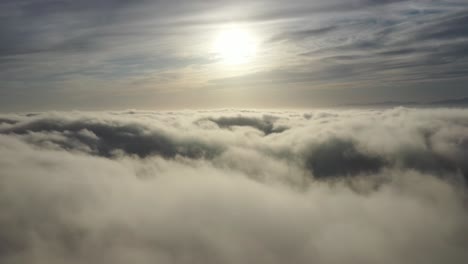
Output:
[213, 26, 257, 64]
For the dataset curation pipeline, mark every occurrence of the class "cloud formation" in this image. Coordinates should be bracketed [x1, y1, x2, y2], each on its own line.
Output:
[0, 108, 467, 263]
[196, 115, 289, 135]
[0, 0, 468, 110]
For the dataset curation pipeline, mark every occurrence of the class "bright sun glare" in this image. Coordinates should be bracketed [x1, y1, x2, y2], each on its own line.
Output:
[213, 26, 257, 65]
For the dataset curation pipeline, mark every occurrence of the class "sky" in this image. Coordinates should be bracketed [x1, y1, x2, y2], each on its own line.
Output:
[1, 0, 468, 111]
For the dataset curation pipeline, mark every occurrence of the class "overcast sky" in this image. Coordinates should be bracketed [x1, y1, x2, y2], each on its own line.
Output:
[1, 0, 468, 111]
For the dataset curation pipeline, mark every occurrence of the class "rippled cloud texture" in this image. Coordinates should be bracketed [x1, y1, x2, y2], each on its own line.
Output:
[0, 108, 467, 263]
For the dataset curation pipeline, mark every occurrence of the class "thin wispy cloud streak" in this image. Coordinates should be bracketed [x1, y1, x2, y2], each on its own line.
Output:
[0, 108, 467, 263]
[0, 0, 467, 110]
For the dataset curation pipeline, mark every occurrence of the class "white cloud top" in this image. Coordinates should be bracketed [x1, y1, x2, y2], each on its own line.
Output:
[0, 107, 467, 263]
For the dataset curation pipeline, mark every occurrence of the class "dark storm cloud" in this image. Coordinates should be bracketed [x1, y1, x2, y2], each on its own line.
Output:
[0, 108, 468, 264]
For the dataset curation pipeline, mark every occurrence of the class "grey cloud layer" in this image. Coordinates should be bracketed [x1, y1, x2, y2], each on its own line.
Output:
[1, 0, 468, 110]
[0, 108, 467, 263]
[227, 2, 468, 89]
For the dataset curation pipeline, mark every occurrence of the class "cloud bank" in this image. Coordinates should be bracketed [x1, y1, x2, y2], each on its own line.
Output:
[0, 108, 467, 263]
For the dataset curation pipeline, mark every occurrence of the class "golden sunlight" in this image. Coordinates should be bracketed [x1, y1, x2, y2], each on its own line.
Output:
[213, 25, 257, 65]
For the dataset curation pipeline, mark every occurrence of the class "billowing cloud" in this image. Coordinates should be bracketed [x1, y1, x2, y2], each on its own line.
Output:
[0, 108, 467, 263]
